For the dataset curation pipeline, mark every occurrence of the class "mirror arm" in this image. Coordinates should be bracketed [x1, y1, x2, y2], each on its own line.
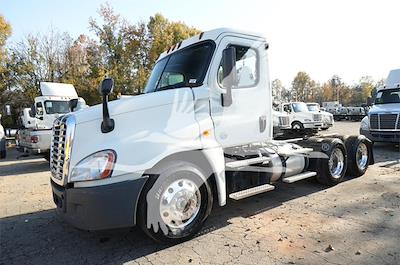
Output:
[101, 94, 114, 133]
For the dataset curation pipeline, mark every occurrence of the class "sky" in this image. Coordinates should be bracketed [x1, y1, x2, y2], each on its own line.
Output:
[1, 0, 400, 87]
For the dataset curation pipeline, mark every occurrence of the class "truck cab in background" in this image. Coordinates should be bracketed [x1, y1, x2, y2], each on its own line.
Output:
[49, 28, 373, 243]
[306, 102, 334, 130]
[281, 102, 323, 131]
[17, 82, 87, 159]
[360, 69, 400, 143]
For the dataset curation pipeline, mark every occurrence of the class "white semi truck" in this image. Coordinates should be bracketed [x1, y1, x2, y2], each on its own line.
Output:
[306, 102, 334, 130]
[281, 102, 323, 131]
[50, 28, 373, 243]
[360, 69, 400, 143]
[17, 82, 87, 159]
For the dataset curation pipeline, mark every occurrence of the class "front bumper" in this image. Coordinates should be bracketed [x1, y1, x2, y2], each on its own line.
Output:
[51, 175, 147, 230]
[360, 129, 400, 143]
[303, 122, 323, 129]
[17, 145, 48, 155]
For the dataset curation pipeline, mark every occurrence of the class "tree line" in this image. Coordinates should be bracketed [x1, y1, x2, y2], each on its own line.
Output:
[1, 4, 384, 127]
[272, 72, 383, 106]
[0, 4, 199, 126]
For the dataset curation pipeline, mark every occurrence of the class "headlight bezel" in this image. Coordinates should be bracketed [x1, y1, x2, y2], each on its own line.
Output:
[69, 149, 117, 182]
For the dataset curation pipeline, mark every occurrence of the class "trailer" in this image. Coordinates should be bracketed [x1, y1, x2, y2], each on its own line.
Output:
[49, 28, 373, 243]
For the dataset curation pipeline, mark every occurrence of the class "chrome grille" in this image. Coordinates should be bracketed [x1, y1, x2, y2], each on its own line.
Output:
[313, 114, 322, 122]
[51, 117, 67, 180]
[50, 115, 75, 185]
[370, 114, 378, 129]
[370, 113, 399, 130]
[279, 116, 289, 126]
[380, 114, 398, 129]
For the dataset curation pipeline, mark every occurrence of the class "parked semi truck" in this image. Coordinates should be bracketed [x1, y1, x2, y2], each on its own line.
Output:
[360, 69, 400, 143]
[50, 28, 373, 243]
[306, 102, 334, 130]
[281, 102, 323, 131]
[17, 82, 87, 159]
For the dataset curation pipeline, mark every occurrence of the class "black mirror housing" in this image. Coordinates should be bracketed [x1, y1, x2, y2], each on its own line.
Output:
[221, 47, 236, 107]
[100, 78, 114, 95]
[99, 77, 115, 133]
[69, 99, 79, 112]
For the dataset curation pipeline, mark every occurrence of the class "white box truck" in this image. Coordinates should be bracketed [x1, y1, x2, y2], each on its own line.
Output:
[17, 82, 87, 159]
[50, 28, 373, 243]
[360, 69, 400, 143]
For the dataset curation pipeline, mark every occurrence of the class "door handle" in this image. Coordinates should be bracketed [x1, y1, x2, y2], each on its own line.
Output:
[259, 115, 266, 133]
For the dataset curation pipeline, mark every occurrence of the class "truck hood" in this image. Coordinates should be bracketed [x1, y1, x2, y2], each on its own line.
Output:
[369, 103, 400, 114]
[73, 90, 193, 124]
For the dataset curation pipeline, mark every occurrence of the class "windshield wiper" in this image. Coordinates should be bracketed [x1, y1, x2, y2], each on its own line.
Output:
[157, 82, 187, 92]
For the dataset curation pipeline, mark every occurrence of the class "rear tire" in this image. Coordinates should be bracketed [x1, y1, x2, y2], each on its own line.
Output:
[344, 136, 371, 177]
[310, 139, 348, 186]
[137, 161, 213, 243]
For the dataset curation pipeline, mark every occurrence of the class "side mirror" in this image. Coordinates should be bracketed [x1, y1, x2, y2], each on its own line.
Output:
[221, 47, 236, 107]
[36, 107, 43, 117]
[100, 78, 114, 95]
[99, 77, 115, 133]
[69, 99, 79, 112]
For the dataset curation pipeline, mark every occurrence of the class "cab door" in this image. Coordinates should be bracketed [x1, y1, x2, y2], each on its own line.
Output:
[208, 35, 271, 148]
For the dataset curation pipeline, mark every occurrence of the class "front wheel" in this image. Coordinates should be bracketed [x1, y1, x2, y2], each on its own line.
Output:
[292, 121, 304, 130]
[137, 161, 213, 243]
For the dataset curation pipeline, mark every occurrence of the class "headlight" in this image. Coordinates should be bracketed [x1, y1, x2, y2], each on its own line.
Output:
[360, 117, 369, 130]
[70, 150, 116, 182]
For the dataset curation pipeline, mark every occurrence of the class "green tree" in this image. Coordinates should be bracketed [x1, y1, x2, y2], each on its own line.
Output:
[291, 72, 318, 102]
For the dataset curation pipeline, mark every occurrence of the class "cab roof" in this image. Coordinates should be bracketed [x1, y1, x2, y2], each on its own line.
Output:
[157, 28, 266, 61]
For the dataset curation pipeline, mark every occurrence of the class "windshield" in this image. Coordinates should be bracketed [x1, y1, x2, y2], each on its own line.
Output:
[375, 88, 400, 104]
[292, 103, 309, 113]
[307, 104, 320, 111]
[44, 101, 70, 114]
[144, 41, 215, 93]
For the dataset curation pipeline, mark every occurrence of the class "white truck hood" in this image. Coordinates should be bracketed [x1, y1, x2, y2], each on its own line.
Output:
[369, 103, 400, 114]
[73, 89, 193, 125]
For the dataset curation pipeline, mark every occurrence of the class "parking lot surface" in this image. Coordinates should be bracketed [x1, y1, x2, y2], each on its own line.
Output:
[1, 121, 399, 265]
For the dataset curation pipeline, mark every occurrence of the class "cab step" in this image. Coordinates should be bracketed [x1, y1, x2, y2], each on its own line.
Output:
[282, 171, 317, 183]
[225, 156, 271, 169]
[229, 184, 275, 200]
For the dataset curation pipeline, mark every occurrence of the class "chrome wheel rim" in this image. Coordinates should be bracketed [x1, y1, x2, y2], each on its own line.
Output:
[159, 179, 201, 230]
[329, 148, 345, 179]
[356, 142, 368, 170]
[293, 124, 301, 129]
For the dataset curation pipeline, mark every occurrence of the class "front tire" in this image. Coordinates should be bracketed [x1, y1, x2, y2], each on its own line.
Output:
[137, 161, 213, 243]
[292, 121, 304, 130]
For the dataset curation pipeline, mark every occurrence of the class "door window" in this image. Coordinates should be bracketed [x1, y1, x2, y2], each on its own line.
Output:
[218, 45, 258, 88]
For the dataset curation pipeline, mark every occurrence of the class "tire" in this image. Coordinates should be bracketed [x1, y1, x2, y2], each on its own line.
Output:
[0, 139, 6, 159]
[321, 127, 329, 131]
[292, 121, 304, 130]
[308, 139, 348, 186]
[137, 161, 213, 243]
[344, 135, 372, 177]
